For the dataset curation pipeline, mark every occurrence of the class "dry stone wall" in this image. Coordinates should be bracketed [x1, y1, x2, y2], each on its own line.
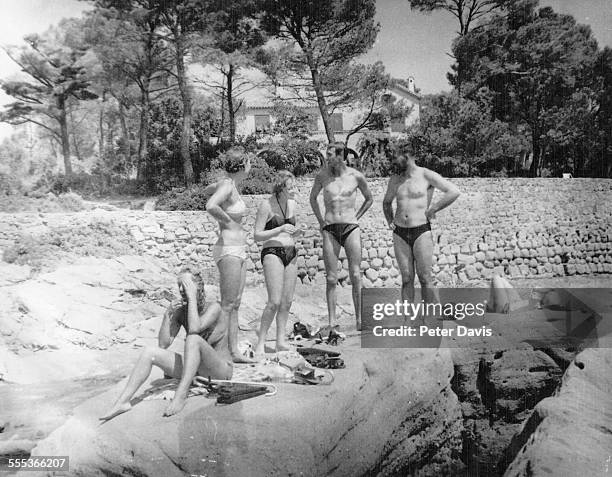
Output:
[1, 178, 611, 286]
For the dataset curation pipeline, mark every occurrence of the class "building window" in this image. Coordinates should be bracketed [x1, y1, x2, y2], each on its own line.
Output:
[329, 113, 343, 132]
[255, 114, 270, 132]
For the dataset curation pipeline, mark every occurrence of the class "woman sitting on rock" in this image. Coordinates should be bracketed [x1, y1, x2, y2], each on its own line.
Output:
[205, 149, 255, 363]
[100, 272, 232, 420]
[253, 171, 303, 357]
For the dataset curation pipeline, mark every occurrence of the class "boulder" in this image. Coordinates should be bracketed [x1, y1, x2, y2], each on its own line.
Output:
[0, 256, 177, 383]
[32, 347, 461, 477]
[504, 348, 612, 477]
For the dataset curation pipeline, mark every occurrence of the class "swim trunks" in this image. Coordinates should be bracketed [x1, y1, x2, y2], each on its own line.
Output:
[261, 246, 297, 267]
[322, 223, 359, 248]
[393, 222, 431, 248]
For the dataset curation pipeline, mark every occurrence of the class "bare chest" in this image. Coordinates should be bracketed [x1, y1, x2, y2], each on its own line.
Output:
[323, 176, 358, 200]
[397, 176, 430, 200]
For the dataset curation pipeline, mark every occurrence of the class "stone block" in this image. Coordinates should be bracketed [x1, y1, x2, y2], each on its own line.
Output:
[465, 265, 481, 280]
[306, 257, 318, 267]
[457, 254, 476, 265]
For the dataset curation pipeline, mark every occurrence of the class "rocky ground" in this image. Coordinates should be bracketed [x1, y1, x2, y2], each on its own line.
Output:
[1, 255, 611, 476]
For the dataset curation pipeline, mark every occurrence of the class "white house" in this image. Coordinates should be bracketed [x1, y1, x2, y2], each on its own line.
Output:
[236, 77, 421, 150]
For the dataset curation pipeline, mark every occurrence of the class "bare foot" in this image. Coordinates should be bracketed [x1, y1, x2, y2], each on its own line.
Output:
[275, 341, 293, 352]
[163, 396, 187, 416]
[231, 352, 257, 364]
[99, 402, 132, 421]
[253, 342, 266, 356]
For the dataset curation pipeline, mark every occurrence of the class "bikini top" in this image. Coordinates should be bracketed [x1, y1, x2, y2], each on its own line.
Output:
[264, 215, 296, 230]
[264, 195, 296, 230]
[225, 198, 247, 217]
[223, 180, 247, 219]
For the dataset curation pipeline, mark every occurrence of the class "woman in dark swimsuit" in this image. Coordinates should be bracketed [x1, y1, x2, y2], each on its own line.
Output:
[253, 171, 302, 356]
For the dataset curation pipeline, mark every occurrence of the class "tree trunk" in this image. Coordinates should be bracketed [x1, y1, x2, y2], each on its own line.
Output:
[58, 95, 72, 176]
[227, 63, 236, 143]
[99, 92, 105, 162]
[174, 29, 194, 186]
[137, 16, 157, 182]
[529, 131, 540, 177]
[72, 134, 83, 163]
[118, 102, 130, 157]
[219, 88, 226, 145]
[305, 48, 334, 143]
[137, 87, 150, 181]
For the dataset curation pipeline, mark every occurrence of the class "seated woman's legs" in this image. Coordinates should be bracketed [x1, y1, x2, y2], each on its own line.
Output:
[100, 347, 182, 420]
[164, 334, 232, 416]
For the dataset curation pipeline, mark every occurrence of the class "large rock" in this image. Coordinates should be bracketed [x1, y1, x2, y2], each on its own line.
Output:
[32, 346, 461, 477]
[504, 347, 612, 477]
[0, 263, 31, 286]
[0, 256, 177, 384]
[479, 349, 562, 422]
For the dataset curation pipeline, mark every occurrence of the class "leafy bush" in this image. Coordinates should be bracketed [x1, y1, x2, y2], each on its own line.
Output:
[356, 132, 397, 177]
[0, 172, 22, 195]
[3, 220, 138, 271]
[35, 172, 146, 198]
[155, 185, 211, 211]
[257, 139, 322, 176]
[156, 156, 276, 210]
[211, 147, 250, 173]
[239, 158, 275, 194]
[46, 172, 98, 195]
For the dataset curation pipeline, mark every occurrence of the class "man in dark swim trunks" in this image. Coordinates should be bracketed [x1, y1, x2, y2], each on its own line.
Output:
[310, 142, 373, 331]
[383, 147, 460, 305]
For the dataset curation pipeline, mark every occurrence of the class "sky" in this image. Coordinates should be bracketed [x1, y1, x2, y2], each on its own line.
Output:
[0, 0, 611, 139]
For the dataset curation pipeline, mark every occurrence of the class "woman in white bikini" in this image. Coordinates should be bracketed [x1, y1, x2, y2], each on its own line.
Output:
[253, 171, 302, 357]
[206, 150, 254, 363]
